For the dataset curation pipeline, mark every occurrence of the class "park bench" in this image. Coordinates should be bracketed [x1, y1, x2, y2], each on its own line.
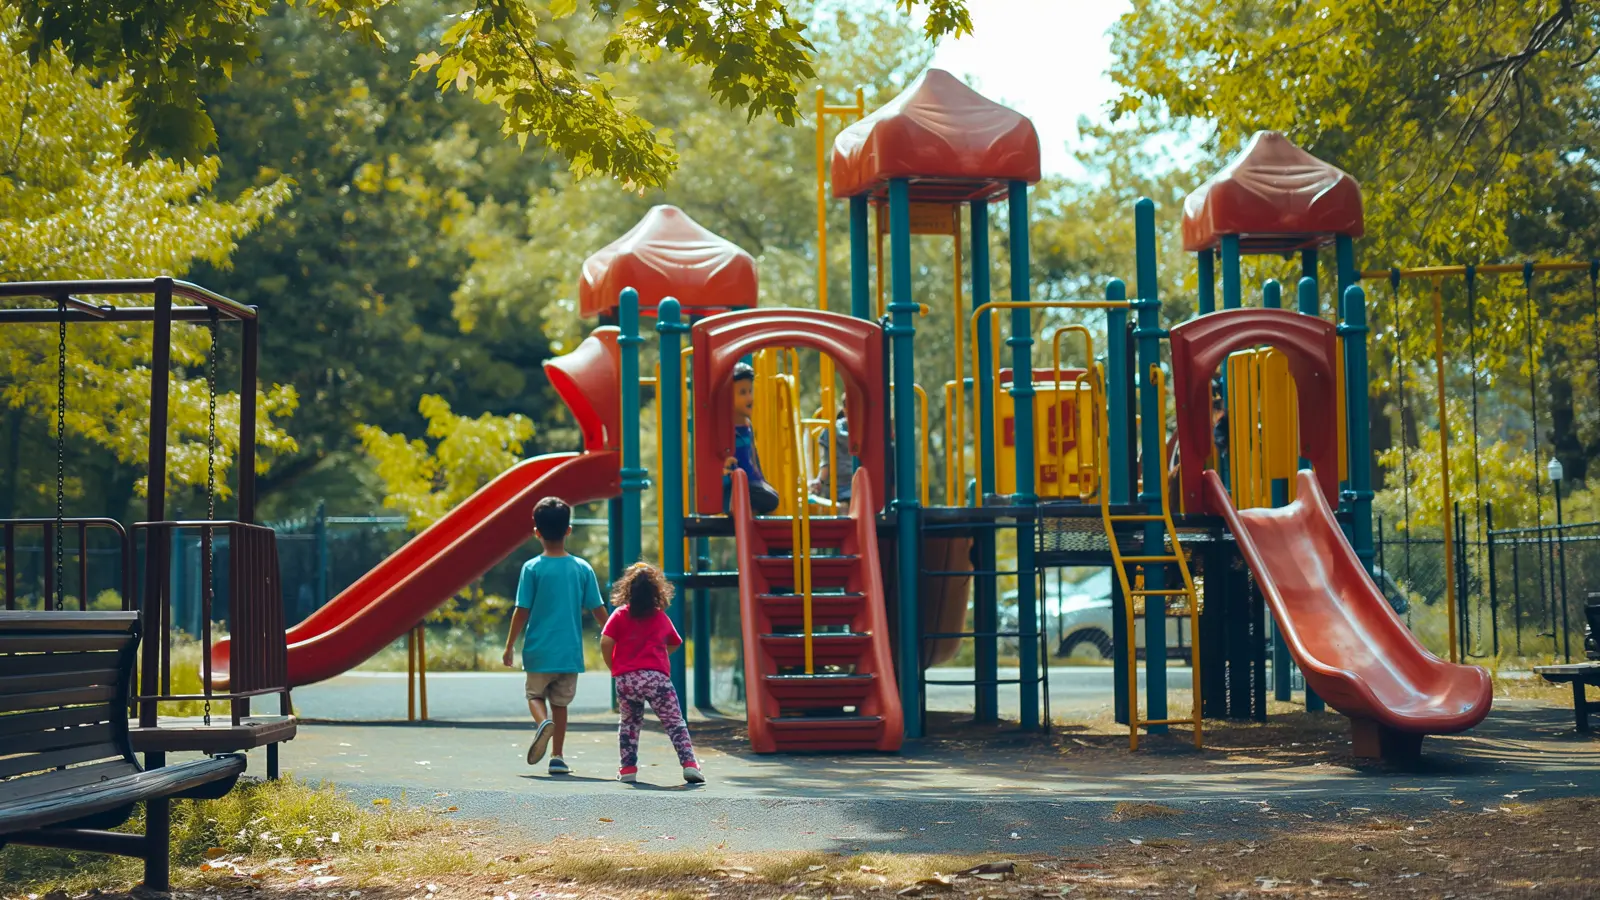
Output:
[0, 610, 246, 892]
[1533, 662, 1600, 732]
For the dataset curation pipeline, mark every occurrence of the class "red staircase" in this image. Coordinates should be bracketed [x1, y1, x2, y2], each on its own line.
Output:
[730, 468, 904, 753]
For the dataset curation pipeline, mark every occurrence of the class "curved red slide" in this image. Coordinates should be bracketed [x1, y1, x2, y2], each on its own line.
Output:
[213, 326, 626, 689]
[212, 451, 620, 687]
[1205, 470, 1491, 752]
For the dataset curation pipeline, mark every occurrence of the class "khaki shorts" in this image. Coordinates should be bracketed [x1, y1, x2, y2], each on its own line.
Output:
[525, 672, 579, 707]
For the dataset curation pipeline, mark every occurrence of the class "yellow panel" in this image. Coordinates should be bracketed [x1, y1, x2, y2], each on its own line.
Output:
[875, 203, 958, 236]
[995, 380, 1097, 499]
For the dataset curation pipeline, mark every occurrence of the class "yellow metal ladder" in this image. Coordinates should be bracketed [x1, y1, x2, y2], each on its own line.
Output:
[1096, 364, 1202, 750]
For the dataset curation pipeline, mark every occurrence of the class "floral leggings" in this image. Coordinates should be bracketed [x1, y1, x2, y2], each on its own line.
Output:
[615, 669, 697, 768]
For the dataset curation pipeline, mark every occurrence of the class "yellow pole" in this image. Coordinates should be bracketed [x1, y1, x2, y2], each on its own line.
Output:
[1433, 279, 1458, 663]
[951, 206, 964, 506]
[406, 626, 415, 722]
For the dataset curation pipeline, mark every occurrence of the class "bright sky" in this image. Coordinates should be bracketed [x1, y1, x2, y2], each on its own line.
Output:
[926, 0, 1131, 178]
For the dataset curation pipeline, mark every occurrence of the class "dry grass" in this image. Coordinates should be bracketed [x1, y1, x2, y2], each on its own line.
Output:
[7, 788, 1599, 900]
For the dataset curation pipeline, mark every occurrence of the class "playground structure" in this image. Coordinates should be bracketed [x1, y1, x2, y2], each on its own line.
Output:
[33, 65, 1600, 766]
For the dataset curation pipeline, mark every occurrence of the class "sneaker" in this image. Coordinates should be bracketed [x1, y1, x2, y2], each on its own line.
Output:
[527, 720, 553, 765]
[618, 766, 638, 784]
[547, 757, 570, 776]
[683, 763, 706, 784]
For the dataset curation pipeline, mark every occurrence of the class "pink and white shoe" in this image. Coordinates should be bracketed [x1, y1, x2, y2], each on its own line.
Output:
[617, 766, 638, 784]
[682, 762, 705, 784]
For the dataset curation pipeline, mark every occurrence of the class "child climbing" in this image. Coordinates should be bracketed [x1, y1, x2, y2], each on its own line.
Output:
[723, 361, 782, 515]
[810, 402, 854, 505]
[601, 563, 704, 785]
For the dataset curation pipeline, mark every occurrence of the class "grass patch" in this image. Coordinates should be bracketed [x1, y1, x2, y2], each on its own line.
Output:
[1108, 802, 1183, 822]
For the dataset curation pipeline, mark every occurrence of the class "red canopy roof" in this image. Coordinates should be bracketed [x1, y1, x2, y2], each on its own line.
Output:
[578, 205, 758, 319]
[831, 68, 1040, 203]
[1181, 131, 1364, 253]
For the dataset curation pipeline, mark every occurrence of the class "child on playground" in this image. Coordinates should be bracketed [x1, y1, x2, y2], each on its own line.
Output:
[723, 361, 781, 515]
[601, 562, 704, 785]
[809, 402, 854, 506]
[502, 496, 606, 776]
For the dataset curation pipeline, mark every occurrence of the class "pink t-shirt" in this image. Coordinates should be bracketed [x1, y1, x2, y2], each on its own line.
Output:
[602, 607, 682, 676]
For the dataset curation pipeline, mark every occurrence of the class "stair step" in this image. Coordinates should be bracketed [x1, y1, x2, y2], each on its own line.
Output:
[760, 632, 872, 667]
[756, 555, 858, 589]
[763, 673, 876, 707]
[766, 714, 886, 751]
[754, 516, 854, 549]
[759, 593, 866, 628]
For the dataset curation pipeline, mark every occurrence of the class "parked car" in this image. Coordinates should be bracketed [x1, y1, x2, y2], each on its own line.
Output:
[1004, 569, 1190, 662]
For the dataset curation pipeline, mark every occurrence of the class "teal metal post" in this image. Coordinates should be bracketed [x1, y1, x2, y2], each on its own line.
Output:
[1340, 284, 1374, 579]
[657, 298, 690, 711]
[850, 196, 871, 320]
[1133, 198, 1167, 733]
[888, 178, 922, 737]
[618, 288, 647, 569]
[971, 197, 998, 723]
[1197, 250, 1216, 315]
[1333, 235, 1357, 510]
[1105, 279, 1131, 724]
[1007, 180, 1039, 731]
[1296, 274, 1326, 713]
[1262, 280, 1291, 701]
[1220, 235, 1242, 309]
[314, 500, 328, 609]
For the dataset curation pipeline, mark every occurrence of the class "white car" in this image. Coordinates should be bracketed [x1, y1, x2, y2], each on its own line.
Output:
[1004, 569, 1191, 662]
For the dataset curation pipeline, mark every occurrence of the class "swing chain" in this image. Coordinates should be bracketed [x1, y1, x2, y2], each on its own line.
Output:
[55, 296, 66, 611]
[204, 308, 218, 726]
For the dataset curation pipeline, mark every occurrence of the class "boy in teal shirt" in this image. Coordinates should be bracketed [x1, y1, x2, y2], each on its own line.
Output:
[502, 497, 605, 775]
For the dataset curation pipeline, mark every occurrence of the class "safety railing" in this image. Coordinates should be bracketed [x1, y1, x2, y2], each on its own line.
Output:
[132, 521, 289, 728]
[2, 518, 133, 611]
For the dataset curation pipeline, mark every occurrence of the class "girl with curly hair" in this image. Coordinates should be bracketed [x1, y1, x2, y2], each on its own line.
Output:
[601, 563, 704, 784]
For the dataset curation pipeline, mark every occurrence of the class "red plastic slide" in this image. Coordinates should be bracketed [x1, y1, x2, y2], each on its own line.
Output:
[212, 327, 625, 689]
[1205, 470, 1491, 754]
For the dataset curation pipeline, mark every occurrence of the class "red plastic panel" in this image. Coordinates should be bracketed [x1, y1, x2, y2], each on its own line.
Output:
[1181, 131, 1364, 252]
[831, 68, 1040, 203]
[578, 205, 758, 319]
[1207, 470, 1491, 735]
[691, 309, 886, 515]
[542, 327, 621, 452]
[1168, 308, 1339, 514]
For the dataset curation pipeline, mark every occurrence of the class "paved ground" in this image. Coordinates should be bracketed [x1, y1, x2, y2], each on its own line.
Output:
[225, 674, 1600, 854]
[291, 666, 1189, 722]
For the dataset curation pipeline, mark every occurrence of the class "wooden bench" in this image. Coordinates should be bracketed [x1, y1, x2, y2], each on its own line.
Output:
[1533, 662, 1600, 733]
[0, 611, 246, 892]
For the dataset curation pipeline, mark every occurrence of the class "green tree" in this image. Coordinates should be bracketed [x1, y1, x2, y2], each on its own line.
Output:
[8, 0, 972, 188]
[186, 2, 570, 518]
[0, 12, 298, 521]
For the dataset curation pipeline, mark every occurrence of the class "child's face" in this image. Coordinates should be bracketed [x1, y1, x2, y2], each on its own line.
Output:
[733, 378, 754, 419]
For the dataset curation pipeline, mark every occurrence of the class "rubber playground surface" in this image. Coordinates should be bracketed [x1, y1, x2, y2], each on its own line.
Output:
[220, 672, 1600, 854]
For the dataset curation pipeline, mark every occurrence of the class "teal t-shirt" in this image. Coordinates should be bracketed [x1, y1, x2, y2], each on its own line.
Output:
[514, 554, 604, 673]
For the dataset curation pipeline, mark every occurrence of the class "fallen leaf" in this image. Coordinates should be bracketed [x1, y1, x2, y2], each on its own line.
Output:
[204, 847, 228, 859]
[371, 799, 390, 807]
[599, 818, 614, 823]
[958, 862, 1015, 879]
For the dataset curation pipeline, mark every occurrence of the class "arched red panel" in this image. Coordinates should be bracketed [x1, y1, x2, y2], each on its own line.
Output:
[692, 310, 886, 515]
[1168, 309, 1339, 514]
[542, 327, 621, 452]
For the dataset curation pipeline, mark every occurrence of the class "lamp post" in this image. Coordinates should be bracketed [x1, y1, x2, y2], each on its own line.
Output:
[1548, 457, 1571, 661]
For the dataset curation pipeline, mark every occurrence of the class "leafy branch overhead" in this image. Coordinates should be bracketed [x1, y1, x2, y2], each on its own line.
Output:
[7, 0, 973, 187]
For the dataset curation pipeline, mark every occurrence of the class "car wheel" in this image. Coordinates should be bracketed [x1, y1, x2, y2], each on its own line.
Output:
[1059, 629, 1114, 662]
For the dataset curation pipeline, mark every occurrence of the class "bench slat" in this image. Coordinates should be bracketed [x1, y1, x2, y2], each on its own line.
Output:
[0, 651, 121, 678]
[0, 741, 124, 780]
[0, 722, 114, 756]
[0, 704, 112, 739]
[0, 635, 135, 653]
[0, 755, 244, 833]
[0, 684, 117, 715]
[0, 760, 137, 805]
[0, 669, 120, 696]
[0, 611, 138, 633]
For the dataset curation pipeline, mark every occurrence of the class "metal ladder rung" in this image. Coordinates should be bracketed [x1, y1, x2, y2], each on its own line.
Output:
[1109, 514, 1166, 522]
[1120, 555, 1180, 563]
[1131, 588, 1190, 596]
[1138, 717, 1198, 728]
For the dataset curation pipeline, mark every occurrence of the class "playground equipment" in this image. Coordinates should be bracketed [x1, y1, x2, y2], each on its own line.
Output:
[0, 278, 294, 774]
[212, 328, 625, 687]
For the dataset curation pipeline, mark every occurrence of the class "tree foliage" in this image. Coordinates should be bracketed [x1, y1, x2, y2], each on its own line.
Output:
[7, 0, 972, 188]
[0, 12, 298, 518]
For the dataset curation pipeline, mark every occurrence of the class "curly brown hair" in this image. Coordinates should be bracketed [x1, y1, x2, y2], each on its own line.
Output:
[611, 562, 673, 618]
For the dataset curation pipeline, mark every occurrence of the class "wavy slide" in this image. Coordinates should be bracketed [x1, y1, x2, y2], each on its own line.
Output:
[1205, 469, 1491, 758]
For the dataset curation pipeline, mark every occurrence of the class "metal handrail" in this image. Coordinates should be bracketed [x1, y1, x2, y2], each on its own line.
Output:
[0, 278, 256, 319]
